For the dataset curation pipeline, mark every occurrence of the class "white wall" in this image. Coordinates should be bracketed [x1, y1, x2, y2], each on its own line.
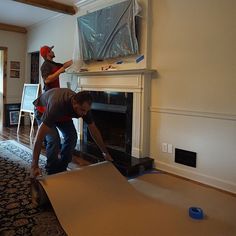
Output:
[26, 0, 236, 193]
[150, 0, 236, 193]
[27, 14, 77, 89]
[0, 30, 26, 103]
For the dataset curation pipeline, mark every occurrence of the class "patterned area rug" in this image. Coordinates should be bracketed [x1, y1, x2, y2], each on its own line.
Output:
[0, 140, 66, 236]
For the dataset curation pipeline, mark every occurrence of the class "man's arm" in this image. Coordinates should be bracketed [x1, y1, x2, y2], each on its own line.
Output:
[44, 60, 73, 84]
[63, 60, 73, 69]
[88, 122, 113, 161]
[31, 123, 51, 177]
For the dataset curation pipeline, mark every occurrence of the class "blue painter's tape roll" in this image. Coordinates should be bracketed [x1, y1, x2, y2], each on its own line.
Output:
[136, 55, 144, 63]
[189, 207, 204, 220]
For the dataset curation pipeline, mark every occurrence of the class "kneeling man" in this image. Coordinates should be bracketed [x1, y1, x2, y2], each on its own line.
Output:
[31, 88, 113, 177]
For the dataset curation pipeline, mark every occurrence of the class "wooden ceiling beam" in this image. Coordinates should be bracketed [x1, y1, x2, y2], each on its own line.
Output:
[0, 23, 27, 34]
[13, 0, 77, 15]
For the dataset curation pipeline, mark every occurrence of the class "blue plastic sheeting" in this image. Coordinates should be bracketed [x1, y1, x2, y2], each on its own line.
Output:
[77, 0, 140, 61]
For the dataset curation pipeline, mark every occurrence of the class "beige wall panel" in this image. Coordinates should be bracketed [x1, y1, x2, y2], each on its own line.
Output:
[150, 0, 235, 114]
[150, 112, 236, 193]
[0, 30, 26, 103]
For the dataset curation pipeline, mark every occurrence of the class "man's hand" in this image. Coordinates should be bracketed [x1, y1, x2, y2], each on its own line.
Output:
[102, 152, 114, 162]
[63, 60, 73, 69]
[30, 165, 42, 178]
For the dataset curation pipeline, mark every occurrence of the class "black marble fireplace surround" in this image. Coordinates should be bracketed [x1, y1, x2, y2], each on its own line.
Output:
[75, 91, 153, 177]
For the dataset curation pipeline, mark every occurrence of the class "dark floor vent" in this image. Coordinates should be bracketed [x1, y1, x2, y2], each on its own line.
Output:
[175, 148, 197, 168]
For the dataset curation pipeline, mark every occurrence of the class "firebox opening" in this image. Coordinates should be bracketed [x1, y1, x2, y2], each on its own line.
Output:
[83, 91, 133, 155]
[87, 110, 127, 152]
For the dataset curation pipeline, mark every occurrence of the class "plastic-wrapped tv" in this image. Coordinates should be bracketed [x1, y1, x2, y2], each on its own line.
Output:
[77, 0, 140, 61]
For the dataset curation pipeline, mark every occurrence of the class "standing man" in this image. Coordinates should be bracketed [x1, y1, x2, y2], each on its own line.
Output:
[31, 88, 113, 178]
[40, 45, 73, 91]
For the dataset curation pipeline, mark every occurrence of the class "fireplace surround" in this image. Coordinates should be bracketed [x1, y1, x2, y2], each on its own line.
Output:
[74, 69, 155, 176]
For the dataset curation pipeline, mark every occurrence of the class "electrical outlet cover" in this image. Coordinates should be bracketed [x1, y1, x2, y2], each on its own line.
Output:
[168, 144, 173, 154]
[162, 143, 168, 153]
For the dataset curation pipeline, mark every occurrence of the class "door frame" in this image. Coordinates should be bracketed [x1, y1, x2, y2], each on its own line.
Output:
[0, 47, 8, 126]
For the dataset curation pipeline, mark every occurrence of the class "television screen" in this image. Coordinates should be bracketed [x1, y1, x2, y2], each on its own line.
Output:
[77, 0, 140, 61]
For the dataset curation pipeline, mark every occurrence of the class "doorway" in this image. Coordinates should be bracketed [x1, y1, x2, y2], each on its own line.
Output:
[30, 52, 39, 84]
[0, 47, 7, 128]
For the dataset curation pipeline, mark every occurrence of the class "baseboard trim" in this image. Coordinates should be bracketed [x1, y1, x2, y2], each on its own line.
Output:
[154, 160, 236, 195]
[150, 107, 236, 121]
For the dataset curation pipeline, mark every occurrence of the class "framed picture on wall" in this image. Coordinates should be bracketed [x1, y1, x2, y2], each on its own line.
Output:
[10, 70, 20, 78]
[10, 61, 20, 70]
[10, 61, 20, 78]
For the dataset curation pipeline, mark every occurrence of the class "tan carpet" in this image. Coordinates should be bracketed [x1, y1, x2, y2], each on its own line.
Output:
[39, 162, 236, 236]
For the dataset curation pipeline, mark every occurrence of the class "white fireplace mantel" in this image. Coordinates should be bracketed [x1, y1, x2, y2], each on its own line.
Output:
[75, 69, 155, 158]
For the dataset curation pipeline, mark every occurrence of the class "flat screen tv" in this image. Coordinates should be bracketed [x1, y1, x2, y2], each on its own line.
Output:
[77, 0, 140, 61]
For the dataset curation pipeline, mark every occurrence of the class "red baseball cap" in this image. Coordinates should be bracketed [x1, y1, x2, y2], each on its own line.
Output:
[40, 45, 54, 58]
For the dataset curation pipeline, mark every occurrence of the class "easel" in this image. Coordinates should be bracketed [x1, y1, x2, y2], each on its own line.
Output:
[17, 111, 35, 137]
[17, 84, 40, 138]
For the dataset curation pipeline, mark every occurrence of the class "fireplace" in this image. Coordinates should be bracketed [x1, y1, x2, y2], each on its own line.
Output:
[74, 69, 155, 176]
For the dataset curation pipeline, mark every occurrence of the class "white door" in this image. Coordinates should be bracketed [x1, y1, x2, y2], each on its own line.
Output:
[0, 50, 4, 128]
[0, 47, 7, 129]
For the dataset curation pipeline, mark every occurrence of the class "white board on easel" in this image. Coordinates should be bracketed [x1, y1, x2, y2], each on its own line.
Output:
[17, 84, 40, 137]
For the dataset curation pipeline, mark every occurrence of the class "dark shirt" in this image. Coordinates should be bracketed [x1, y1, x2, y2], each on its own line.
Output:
[33, 88, 93, 127]
[41, 60, 63, 91]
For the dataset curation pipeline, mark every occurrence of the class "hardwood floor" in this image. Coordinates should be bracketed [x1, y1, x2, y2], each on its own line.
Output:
[0, 125, 35, 147]
[0, 125, 90, 167]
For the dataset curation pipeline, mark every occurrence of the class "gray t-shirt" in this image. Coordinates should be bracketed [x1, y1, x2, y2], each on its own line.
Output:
[33, 88, 93, 127]
[41, 60, 63, 91]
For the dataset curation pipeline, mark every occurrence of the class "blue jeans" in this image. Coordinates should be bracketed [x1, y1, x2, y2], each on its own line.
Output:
[35, 110, 77, 174]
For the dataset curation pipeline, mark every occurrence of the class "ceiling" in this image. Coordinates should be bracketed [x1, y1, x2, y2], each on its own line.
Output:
[0, 0, 87, 29]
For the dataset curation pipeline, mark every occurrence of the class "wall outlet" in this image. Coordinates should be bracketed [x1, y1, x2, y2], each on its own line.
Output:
[168, 144, 173, 154]
[161, 143, 168, 153]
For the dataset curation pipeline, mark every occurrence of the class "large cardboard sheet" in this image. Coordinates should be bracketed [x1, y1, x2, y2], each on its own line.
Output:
[40, 162, 231, 236]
